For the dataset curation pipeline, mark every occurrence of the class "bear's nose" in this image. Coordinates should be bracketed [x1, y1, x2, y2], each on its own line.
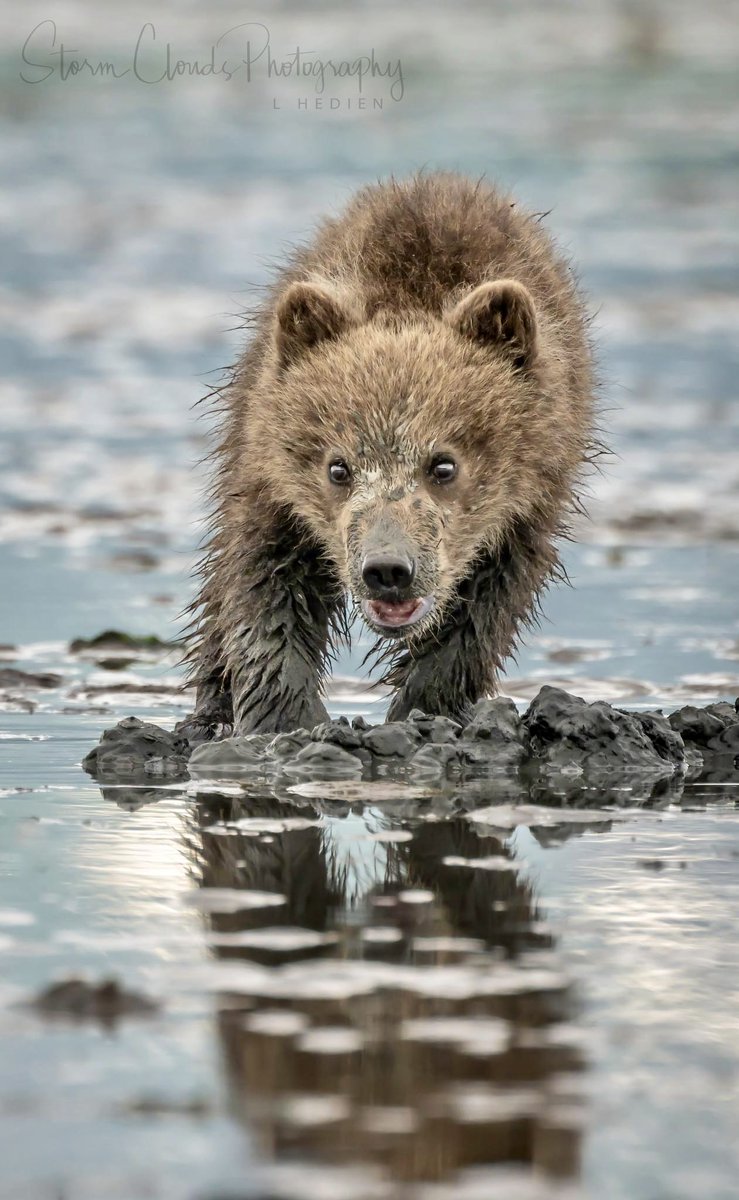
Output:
[362, 553, 415, 597]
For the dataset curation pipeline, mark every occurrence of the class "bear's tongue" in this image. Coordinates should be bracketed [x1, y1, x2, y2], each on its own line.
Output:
[366, 598, 422, 627]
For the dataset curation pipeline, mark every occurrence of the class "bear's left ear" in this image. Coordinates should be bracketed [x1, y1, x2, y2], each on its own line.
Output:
[274, 280, 356, 370]
[446, 279, 538, 368]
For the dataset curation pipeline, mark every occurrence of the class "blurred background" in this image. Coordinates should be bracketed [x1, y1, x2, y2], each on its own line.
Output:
[1, 0, 738, 705]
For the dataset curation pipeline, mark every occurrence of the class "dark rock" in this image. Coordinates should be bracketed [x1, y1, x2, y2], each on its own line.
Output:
[526, 688, 615, 747]
[458, 697, 525, 770]
[429, 717, 463, 743]
[525, 687, 684, 776]
[0, 668, 63, 690]
[458, 739, 525, 771]
[683, 746, 705, 778]
[629, 711, 686, 769]
[189, 735, 272, 771]
[706, 702, 738, 724]
[462, 697, 523, 744]
[267, 730, 312, 758]
[409, 742, 462, 776]
[700, 703, 739, 754]
[408, 711, 463, 743]
[29, 977, 159, 1024]
[363, 723, 422, 758]
[669, 704, 735, 748]
[83, 717, 191, 779]
[83, 690, 739, 789]
[281, 741, 362, 778]
[311, 720, 364, 750]
[69, 630, 175, 656]
[707, 723, 739, 754]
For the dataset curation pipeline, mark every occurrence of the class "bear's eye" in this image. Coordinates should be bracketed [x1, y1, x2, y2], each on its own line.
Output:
[429, 456, 457, 484]
[328, 459, 352, 486]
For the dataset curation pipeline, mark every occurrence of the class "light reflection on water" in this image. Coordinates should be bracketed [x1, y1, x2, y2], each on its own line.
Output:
[196, 788, 582, 1190]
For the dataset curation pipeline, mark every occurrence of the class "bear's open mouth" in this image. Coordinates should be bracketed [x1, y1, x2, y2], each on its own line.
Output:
[361, 596, 435, 631]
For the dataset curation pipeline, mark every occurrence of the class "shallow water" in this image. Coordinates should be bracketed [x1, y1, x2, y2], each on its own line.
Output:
[2, 0, 739, 1195]
[2, 705, 738, 1200]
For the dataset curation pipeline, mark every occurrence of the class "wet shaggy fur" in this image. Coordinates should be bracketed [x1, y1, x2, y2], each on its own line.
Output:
[185, 172, 596, 736]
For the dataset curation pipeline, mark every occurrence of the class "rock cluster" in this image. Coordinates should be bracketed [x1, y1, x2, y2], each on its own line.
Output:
[81, 688, 739, 784]
[81, 716, 191, 780]
[668, 701, 739, 754]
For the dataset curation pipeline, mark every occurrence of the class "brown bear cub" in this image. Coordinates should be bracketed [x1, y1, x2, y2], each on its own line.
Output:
[186, 172, 595, 737]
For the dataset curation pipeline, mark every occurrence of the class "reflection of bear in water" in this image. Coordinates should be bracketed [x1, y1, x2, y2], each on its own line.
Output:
[186, 172, 596, 736]
[190, 788, 587, 1190]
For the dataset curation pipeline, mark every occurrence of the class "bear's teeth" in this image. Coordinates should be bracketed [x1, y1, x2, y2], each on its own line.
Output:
[362, 597, 434, 629]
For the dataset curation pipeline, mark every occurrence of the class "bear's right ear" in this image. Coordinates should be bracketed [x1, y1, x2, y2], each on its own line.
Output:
[274, 280, 355, 370]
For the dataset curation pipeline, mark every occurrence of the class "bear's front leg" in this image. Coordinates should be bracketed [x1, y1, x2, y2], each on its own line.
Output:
[176, 651, 235, 743]
[222, 534, 344, 736]
[384, 611, 489, 725]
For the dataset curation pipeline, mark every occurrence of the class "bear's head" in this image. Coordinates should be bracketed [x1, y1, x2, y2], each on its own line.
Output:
[250, 276, 579, 642]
